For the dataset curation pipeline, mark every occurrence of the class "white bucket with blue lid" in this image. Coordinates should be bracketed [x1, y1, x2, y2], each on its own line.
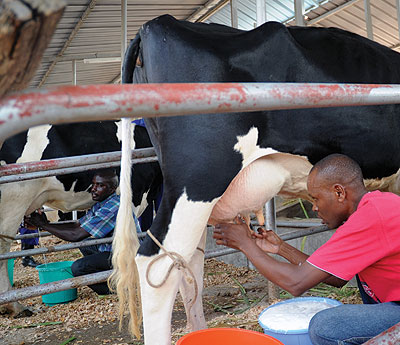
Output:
[258, 297, 342, 345]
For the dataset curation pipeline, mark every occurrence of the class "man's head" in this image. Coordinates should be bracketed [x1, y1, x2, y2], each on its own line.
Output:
[91, 169, 118, 202]
[307, 154, 367, 229]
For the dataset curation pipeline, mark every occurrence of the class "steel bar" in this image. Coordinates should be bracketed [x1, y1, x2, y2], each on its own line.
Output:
[8, 220, 322, 242]
[0, 147, 156, 177]
[206, 224, 330, 258]
[256, 0, 267, 26]
[294, 0, 305, 26]
[364, 0, 374, 40]
[121, 0, 127, 64]
[72, 60, 77, 86]
[397, 0, 400, 41]
[363, 322, 400, 344]
[0, 148, 155, 176]
[265, 198, 279, 299]
[0, 238, 112, 261]
[265, 199, 277, 231]
[0, 157, 157, 184]
[15, 232, 51, 240]
[0, 270, 111, 304]
[0, 225, 331, 304]
[12, 219, 321, 241]
[3, 82, 400, 144]
[2, 231, 147, 260]
[1, 232, 145, 261]
[230, 0, 239, 28]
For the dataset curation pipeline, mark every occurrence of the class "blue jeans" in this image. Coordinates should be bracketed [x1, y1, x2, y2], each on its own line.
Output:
[71, 241, 112, 295]
[309, 301, 400, 344]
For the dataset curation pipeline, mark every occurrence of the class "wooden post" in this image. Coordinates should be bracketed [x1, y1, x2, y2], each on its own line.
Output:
[0, 0, 66, 98]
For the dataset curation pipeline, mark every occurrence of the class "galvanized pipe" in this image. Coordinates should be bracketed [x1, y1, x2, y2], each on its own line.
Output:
[3, 83, 400, 144]
[294, 0, 305, 26]
[11, 220, 321, 241]
[364, 0, 374, 40]
[1, 232, 145, 260]
[15, 232, 51, 240]
[0, 148, 155, 175]
[0, 147, 156, 183]
[0, 157, 157, 184]
[256, 0, 266, 26]
[230, 0, 239, 28]
[0, 224, 331, 305]
[205, 224, 330, 258]
[0, 270, 111, 304]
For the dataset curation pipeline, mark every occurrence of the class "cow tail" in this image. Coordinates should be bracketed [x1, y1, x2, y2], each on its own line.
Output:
[122, 33, 141, 84]
[109, 118, 142, 339]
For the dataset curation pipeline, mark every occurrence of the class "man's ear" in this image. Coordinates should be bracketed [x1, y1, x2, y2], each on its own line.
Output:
[333, 184, 346, 202]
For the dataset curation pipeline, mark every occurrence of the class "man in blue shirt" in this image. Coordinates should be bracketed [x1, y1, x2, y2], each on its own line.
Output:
[28, 169, 140, 295]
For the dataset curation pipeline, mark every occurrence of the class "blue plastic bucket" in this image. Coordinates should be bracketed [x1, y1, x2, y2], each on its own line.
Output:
[7, 258, 14, 286]
[258, 297, 342, 345]
[36, 261, 77, 306]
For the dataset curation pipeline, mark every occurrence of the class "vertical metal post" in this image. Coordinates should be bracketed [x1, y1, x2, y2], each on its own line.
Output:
[265, 199, 276, 231]
[72, 59, 78, 221]
[397, 0, 400, 40]
[121, 0, 127, 62]
[265, 197, 280, 300]
[364, 0, 374, 40]
[256, 0, 266, 27]
[72, 60, 77, 86]
[294, 0, 305, 26]
[230, 0, 239, 29]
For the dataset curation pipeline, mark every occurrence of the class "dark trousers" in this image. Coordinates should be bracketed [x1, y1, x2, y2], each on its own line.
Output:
[71, 244, 112, 295]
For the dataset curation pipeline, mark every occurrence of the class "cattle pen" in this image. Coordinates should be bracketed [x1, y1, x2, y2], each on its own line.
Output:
[0, 146, 331, 305]
[1, 82, 400, 342]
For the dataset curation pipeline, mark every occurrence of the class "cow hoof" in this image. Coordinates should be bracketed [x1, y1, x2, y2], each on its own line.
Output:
[13, 308, 33, 318]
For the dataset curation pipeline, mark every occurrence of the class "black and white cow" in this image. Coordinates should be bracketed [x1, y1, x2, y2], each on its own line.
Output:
[0, 121, 161, 317]
[112, 14, 400, 344]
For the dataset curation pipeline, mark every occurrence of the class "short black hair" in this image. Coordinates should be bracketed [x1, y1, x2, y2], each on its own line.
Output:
[93, 169, 119, 189]
[311, 153, 364, 186]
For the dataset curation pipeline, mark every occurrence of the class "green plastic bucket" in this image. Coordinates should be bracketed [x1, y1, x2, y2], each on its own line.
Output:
[36, 261, 77, 306]
[7, 258, 14, 286]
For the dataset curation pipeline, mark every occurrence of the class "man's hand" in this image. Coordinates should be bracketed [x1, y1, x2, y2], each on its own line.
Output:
[213, 220, 253, 251]
[25, 212, 48, 229]
[253, 228, 282, 254]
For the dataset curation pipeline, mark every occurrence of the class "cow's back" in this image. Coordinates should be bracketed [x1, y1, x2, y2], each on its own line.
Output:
[127, 15, 400, 183]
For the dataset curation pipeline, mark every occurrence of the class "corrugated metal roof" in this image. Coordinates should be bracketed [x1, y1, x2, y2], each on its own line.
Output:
[29, 0, 400, 89]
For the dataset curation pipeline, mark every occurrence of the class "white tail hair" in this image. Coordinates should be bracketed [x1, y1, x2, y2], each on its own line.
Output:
[109, 118, 142, 339]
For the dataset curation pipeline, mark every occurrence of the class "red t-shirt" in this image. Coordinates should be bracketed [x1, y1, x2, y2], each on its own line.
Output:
[307, 190, 400, 303]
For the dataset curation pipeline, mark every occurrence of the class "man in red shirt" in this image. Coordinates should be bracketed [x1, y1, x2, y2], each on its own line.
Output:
[213, 153, 400, 345]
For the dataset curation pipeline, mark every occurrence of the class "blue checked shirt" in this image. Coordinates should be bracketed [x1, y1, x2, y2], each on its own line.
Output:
[79, 193, 140, 252]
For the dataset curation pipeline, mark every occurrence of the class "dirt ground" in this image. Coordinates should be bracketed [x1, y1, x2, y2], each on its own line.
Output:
[0, 236, 361, 345]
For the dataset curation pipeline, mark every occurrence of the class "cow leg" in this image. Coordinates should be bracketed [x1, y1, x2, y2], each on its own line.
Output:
[137, 195, 216, 345]
[136, 254, 181, 345]
[178, 228, 207, 331]
[0, 242, 32, 317]
[0, 182, 45, 317]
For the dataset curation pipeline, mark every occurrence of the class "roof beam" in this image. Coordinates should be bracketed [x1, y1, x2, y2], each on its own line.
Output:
[41, 52, 121, 64]
[187, 0, 229, 22]
[306, 0, 361, 26]
[38, 0, 97, 87]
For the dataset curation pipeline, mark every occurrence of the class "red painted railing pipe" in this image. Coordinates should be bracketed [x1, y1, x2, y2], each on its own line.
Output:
[363, 322, 400, 344]
[1, 83, 400, 143]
